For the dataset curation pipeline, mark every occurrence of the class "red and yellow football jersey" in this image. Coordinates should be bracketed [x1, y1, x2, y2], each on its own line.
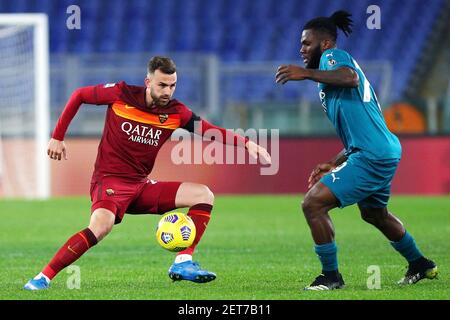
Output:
[52, 81, 246, 182]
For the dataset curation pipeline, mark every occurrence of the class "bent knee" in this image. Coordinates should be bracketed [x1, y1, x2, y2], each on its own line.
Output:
[302, 183, 337, 212]
[360, 212, 375, 224]
[185, 184, 215, 206]
[89, 224, 113, 241]
[302, 188, 324, 210]
[360, 208, 388, 226]
[196, 185, 214, 205]
[89, 209, 115, 240]
[301, 196, 321, 220]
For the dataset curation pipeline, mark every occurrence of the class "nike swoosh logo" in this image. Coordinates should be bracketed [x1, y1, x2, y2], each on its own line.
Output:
[125, 105, 135, 109]
[67, 245, 78, 255]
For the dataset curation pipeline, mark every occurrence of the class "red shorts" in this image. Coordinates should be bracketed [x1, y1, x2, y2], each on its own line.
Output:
[90, 176, 182, 224]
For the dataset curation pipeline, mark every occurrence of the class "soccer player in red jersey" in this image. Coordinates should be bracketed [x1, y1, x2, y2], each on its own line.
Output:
[24, 56, 271, 290]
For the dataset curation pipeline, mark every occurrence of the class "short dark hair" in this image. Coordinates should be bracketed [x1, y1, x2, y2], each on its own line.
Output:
[147, 56, 176, 75]
[304, 10, 353, 41]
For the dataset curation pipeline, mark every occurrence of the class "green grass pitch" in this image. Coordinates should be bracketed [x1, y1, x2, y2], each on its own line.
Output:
[0, 195, 448, 300]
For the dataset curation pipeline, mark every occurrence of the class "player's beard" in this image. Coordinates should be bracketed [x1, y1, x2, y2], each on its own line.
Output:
[151, 89, 171, 107]
[306, 45, 322, 69]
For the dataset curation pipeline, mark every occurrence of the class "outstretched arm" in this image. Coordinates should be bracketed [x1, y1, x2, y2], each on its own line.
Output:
[196, 118, 248, 147]
[275, 65, 358, 87]
[183, 114, 271, 164]
[49, 83, 120, 160]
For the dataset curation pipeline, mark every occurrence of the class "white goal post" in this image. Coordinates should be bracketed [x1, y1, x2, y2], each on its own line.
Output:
[0, 14, 50, 199]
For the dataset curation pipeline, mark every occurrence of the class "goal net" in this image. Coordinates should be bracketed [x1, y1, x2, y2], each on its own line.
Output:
[0, 14, 50, 199]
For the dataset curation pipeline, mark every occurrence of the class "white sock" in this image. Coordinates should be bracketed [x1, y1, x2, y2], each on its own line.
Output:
[175, 254, 192, 264]
[34, 272, 50, 283]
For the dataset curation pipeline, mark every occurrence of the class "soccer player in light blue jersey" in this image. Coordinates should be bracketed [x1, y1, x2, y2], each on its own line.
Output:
[276, 10, 437, 290]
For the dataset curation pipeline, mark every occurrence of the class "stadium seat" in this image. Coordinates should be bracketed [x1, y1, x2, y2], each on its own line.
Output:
[0, 0, 445, 105]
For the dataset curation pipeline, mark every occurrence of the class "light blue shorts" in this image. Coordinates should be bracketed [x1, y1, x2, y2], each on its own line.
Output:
[320, 152, 400, 208]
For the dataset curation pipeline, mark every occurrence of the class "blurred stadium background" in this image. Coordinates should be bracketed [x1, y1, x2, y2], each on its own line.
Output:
[0, 0, 449, 197]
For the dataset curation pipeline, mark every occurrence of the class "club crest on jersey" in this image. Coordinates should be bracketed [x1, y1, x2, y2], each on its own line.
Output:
[328, 59, 336, 66]
[159, 114, 169, 124]
[106, 188, 115, 196]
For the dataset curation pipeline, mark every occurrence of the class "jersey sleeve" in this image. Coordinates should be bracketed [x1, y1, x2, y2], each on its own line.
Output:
[181, 111, 200, 133]
[51, 83, 123, 140]
[90, 82, 123, 105]
[182, 111, 248, 147]
[320, 49, 355, 71]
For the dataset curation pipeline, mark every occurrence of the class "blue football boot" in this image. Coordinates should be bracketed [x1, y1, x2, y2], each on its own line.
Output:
[24, 274, 50, 290]
[168, 261, 216, 283]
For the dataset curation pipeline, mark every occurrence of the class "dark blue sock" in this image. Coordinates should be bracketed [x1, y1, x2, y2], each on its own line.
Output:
[314, 241, 338, 272]
[390, 231, 423, 263]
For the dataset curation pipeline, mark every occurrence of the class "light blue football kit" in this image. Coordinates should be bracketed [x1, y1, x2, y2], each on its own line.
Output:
[318, 48, 402, 208]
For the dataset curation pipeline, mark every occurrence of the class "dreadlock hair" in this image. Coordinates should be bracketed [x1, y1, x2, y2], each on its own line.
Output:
[303, 10, 353, 41]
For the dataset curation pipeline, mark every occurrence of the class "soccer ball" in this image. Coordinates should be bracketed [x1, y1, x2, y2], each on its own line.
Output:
[156, 212, 196, 252]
